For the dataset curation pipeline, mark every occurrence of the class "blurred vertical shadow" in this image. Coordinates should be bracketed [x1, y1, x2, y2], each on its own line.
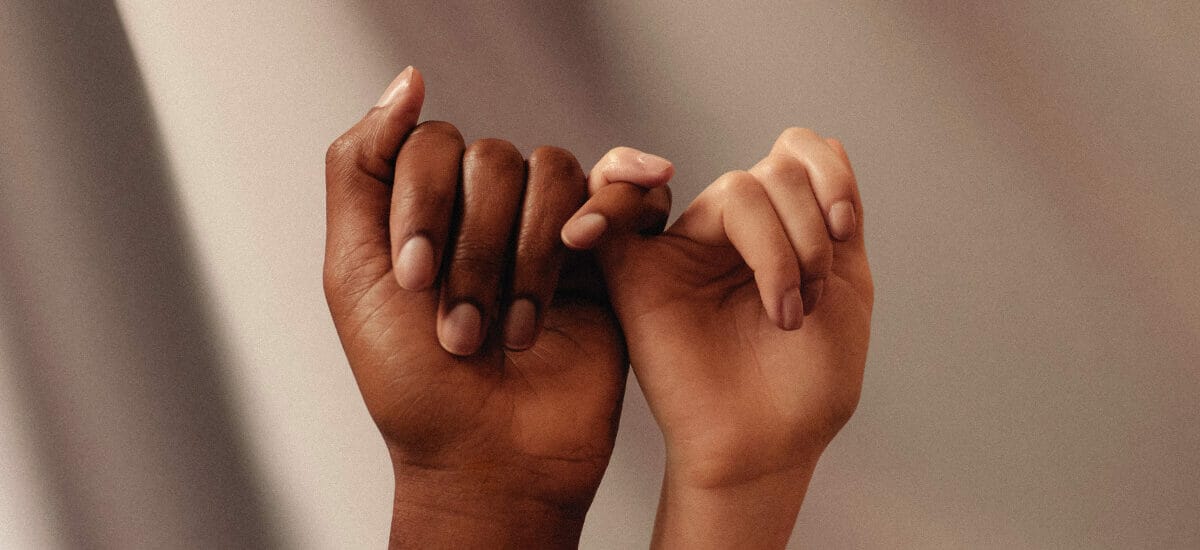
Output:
[0, 2, 280, 548]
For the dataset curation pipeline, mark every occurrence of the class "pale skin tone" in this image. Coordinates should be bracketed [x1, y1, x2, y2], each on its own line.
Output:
[324, 67, 872, 548]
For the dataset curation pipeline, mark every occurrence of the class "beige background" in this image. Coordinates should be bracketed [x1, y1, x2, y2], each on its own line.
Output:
[2, 1, 1198, 548]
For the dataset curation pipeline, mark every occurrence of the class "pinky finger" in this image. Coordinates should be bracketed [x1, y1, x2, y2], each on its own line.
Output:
[588, 146, 674, 195]
[561, 183, 671, 250]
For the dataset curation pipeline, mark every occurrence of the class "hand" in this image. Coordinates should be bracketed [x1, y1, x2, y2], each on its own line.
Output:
[323, 67, 667, 548]
[566, 130, 873, 548]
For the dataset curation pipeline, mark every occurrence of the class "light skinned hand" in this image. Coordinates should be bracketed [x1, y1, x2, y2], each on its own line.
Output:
[564, 130, 874, 549]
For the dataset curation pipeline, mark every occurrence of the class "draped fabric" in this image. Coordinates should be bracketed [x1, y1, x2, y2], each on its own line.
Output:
[2, 2, 1197, 548]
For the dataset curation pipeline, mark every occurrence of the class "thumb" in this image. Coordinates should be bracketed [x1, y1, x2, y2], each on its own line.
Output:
[324, 66, 426, 310]
[326, 66, 427, 184]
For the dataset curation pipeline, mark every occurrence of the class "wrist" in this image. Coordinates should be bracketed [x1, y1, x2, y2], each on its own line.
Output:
[652, 462, 820, 550]
[388, 461, 588, 549]
[661, 430, 827, 490]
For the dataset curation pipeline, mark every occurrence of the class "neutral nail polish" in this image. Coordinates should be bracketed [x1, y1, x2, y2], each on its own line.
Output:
[375, 66, 414, 108]
[637, 152, 673, 173]
[781, 287, 803, 331]
[829, 201, 856, 241]
[801, 279, 825, 316]
[439, 302, 482, 356]
[395, 235, 435, 290]
[503, 299, 538, 350]
[561, 213, 608, 249]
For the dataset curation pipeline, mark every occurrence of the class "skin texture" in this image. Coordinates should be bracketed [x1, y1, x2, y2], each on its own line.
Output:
[326, 66, 873, 549]
[323, 68, 667, 548]
[567, 133, 874, 548]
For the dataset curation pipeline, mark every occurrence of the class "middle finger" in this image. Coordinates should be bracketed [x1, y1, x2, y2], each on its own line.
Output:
[438, 138, 525, 356]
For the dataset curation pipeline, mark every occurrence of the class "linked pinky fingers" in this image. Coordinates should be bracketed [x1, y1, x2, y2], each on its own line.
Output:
[562, 183, 670, 250]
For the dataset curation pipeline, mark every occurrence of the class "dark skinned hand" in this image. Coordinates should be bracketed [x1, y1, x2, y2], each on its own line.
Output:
[322, 67, 669, 549]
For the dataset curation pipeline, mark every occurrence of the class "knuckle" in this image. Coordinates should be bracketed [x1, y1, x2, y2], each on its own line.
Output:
[712, 170, 761, 199]
[754, 155, 806, 186]
[530, 146, 584, 186]
[465, 138, 521, 164]
[463, 139, 525, 194]
[530, 145, 582, 173]
[325, 132, 362, 167]
[410, 120, 464, 144]
[530, 144, 571, 162]
[779, 126, 819, 146]
[600, 146, 639, 173]
[603, 146, 639, 163]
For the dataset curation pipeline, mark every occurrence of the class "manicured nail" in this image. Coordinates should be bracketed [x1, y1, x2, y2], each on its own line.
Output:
[781, 287, 803, 331]
[503, 298, 538, 350]
[801, 279, 824, 316]
[829, 201, 856, 241]
[395, 235, 435, 290]
[376, 66, 414, 107]
[561, 213, 608, 249]
[439, 302, 482, 356]
[637, 152, 672, 173]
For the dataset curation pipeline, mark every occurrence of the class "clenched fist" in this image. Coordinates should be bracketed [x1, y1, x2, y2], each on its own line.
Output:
[567, 130, 873, 548]
[323, 67, 666, 549]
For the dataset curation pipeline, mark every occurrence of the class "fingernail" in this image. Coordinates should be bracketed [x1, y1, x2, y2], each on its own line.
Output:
[781, 287, 803, 331]
[561, 213, 608, 249]
[829, 201, 856, 241]
[439, 302, 482, 356]
[801, 279, 824, 316]
[637, 152, 672, 173]
[376, 66, 414, 108]
[503, 298, 538, 350]
[395, 235, 435, 290]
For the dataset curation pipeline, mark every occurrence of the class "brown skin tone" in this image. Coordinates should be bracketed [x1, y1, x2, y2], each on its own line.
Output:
[323, 68, 667, 548]
[327, 67, 873, 548]
[566, 133, 873, 548]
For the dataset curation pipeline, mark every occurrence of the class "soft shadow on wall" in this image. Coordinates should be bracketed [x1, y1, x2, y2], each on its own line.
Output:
[0, 1, 281, 548]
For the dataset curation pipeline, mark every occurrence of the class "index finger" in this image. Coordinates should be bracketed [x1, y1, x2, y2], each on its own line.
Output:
[771, 127, 861, 242]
